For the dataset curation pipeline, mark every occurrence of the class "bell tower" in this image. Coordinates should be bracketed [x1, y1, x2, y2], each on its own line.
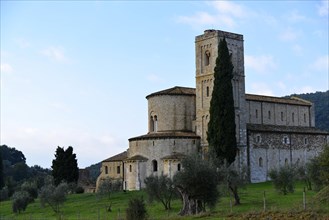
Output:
[195, 30, 247, 162]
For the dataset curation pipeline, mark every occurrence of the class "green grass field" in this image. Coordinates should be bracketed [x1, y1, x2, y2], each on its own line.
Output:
[0, 181, 328, 220]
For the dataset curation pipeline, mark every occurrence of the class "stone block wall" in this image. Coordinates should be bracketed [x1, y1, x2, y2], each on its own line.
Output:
[248, 131, 327, 183]
[147, 95, 196, 133]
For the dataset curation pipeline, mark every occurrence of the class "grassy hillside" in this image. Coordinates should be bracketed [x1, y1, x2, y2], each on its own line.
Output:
[0, 181, 328, 219]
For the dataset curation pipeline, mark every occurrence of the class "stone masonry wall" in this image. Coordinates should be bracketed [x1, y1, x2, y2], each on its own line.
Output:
[148, 95, 196, 132]
[249, 131, 327, 183]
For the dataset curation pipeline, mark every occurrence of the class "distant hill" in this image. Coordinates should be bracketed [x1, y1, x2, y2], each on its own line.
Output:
[288, 90, 329, 132]
[85, 162, 101, 183]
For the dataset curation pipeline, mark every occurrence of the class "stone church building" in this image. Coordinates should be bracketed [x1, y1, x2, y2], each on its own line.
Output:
[96, 30, 328, 191]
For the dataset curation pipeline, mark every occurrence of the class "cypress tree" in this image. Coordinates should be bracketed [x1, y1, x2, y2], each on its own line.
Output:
[52, 146, 79, 185]
[207, 38, 237, 165]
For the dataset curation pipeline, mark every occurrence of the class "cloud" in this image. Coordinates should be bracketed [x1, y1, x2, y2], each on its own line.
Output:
[279, 28, 301, 42]
[249, 82, 274, 96]
[292, 44, 303, 56]
[176, 1, 253, 29]
[284, 10, 307, 23]
[146, 73, 165, 83]
[15, 38, 31, 48]
[310, 55, 329, 72]
[40, 46, 68, 62]
[245, 55, 277, 74]
[1, 63, 13, 73]
[318, 0, 329, 16]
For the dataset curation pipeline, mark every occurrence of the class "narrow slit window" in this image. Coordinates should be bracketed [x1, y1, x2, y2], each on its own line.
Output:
[152, 160, 158, 172]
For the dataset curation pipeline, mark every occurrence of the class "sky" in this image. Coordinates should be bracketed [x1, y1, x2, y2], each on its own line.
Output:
[1, 1, 328, 169]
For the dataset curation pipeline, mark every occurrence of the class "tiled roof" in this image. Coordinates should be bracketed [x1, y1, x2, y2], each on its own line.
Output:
[125, 155, 148, 161]
[245, 94, 312, 106]
[102, 151, 127, 162]
[146, 86, 196, 99]
[161, 152, 186, 160]
[129, 131, 200, 141]
[247, 124, 329, 135]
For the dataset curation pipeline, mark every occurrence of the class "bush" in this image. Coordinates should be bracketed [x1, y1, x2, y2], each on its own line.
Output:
[75, 186, 84, 194]
[126, 197, 147, 220]
[12, 191, 32, 213]
[39, 182, 69, 213]
[21, 181, 38, 199]
[144, 174, 176, 210]
[269, 165, 296, 195]
[0, 186, 9, 201]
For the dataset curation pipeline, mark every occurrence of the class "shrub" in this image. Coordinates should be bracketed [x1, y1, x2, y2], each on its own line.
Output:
[269, 165, 296, 195]
[75, 186, 84, 194]
[0, 186, 9, 201]
[12, 191, 32, 213]
[126, 197, 147, 220]
[21, 181, 38, 199]
[39, 182, 69, 213]
[144, 174, 176, 210]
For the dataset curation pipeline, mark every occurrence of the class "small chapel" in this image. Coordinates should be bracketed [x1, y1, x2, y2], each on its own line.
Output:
[96, 29, 328, 191]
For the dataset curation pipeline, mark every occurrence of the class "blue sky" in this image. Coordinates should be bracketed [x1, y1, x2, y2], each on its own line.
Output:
[1, 1, 328, 168]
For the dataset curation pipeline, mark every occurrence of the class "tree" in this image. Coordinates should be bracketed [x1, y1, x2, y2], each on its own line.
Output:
[0, 150, 4, 189]
[173, 155, 219, 216]
[207, 38, 237, 165]
[144, 174, 176, 210]
[126, 197, 147, 220]
[12, 190, 33, 214]
[39, 181, 69, 214]
[217, 164, 247, 205]
[52, 146, 79, 185]
[318, 144, 329, 186]
[97, 177, 122, 212]
[269, 165, 296, 195]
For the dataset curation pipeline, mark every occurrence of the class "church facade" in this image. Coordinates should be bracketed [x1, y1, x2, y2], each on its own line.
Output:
[96, 30, 328, 190]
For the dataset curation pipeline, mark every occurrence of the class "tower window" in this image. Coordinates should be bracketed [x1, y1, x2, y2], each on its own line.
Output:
[204, 50, 210, 66]
[206, 86, 209, 97]
[152, 160, 158, 172]
[129, 165, 132, 172]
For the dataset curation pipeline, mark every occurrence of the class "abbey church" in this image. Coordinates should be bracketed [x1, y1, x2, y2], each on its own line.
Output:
[96, 30, 328, 191]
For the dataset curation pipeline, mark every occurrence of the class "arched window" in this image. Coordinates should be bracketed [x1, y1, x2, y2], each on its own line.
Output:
[154, 115, 158, 132]
[259, 157, 263, 167]
[152, 160, 158, 172]
[177, 163, 181, 171]
[304, 137, 308, 145]
[105, 166, 108, 174]
[129, 165, 132, 172]
[204, 50, 210, 66]
[256, 134, 261, 143]
[150, 116, 154, 132]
